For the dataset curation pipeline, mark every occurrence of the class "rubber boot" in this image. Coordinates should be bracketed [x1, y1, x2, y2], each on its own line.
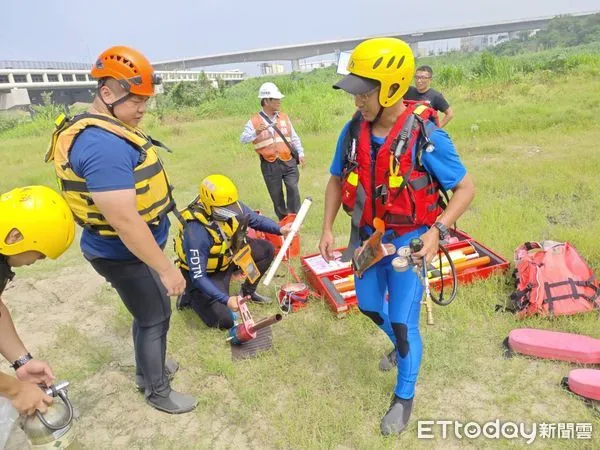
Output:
[146, 389, 197, 414]
[135, 359, 180, 392]
[379, 348, 398, 372]
[380, 396, 414, 436]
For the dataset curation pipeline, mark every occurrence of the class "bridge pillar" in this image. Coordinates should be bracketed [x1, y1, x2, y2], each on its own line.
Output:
[71, 89, 94, 104]
[52, 90, 74, 107]
[410, 41, 419, 57]
[291, 59, 300, 72]
[0, 88, 31, 111]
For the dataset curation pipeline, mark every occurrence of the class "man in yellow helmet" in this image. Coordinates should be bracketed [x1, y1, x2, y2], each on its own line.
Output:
[174, 175, 290, 329]
[0, 186, 75, 423]
[319, 38, 475, 435]
[46, 46, 196, 414]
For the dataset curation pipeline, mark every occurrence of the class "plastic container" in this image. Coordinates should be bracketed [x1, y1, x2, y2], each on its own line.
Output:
[262, 214, 301, 261]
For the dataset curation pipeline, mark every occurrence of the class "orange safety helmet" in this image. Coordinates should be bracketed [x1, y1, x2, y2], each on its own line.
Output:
[91, 45, 161, 97]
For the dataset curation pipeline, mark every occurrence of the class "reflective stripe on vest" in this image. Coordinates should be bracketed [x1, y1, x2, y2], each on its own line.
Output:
[45, 113, 175, 237]
[250, 112, 293, 162]
[174, 206, 239, 273]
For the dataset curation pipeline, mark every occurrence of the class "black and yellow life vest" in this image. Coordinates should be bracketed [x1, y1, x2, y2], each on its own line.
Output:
[174, 205, 239, 273]
[45, 113, 175, 237]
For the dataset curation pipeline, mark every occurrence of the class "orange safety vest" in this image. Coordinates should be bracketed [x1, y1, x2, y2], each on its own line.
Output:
[250, 112, 293, 162]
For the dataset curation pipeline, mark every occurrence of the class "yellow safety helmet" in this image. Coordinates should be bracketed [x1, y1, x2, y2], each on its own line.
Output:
[198, 175, 242, 219]
[334, 37, 415, 108]
[0, 186, 75, 259]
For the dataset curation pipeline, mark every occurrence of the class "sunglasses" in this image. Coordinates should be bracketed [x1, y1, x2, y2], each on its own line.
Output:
[211, 205, 241, 222]
[118, 73, 162, 92]
[354, 87, 379, 102]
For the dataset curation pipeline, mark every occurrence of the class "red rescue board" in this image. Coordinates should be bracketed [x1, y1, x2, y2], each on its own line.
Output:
[506, 328, 600, 364]
[564, 369, 600, 401]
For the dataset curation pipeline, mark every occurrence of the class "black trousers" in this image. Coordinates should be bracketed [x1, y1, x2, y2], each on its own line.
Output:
[89, 257, 171, 397]
[260, 158, 301, 220]
[180, 238, 274, 330]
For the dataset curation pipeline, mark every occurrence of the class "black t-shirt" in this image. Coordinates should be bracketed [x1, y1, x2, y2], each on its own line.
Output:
[404, 86, 450, 113]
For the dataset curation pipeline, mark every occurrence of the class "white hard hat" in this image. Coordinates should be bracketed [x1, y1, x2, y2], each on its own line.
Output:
[258, 82, 284, 99]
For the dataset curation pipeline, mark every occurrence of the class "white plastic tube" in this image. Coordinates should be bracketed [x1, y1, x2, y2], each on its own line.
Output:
[263, 197, 312, 286]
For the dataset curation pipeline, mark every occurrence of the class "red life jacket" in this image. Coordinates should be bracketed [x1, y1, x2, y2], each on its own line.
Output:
[510, 241, 600, 318]
[403, 100, 440, 126]
[340, 102, 443, 233]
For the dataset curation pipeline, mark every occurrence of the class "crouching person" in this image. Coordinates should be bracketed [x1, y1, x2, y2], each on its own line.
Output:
[174, 175, 290, 329]
[0, 186, 75, 423]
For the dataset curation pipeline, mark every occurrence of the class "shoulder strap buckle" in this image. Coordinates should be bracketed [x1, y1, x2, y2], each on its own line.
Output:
[54, 113, 68, 129]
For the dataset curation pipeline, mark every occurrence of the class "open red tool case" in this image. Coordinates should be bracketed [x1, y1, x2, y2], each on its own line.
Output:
[428, 229, 510, 290]
[300, 248, 356, 317]
[300, 229, 510, 317]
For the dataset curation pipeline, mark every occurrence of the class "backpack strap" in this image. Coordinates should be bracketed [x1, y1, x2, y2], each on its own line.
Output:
[543, 276, 600, 314]
[340, 113, 366, 262]
[509, 283, 533, 311]
[341, 112, 362, 178]
[384, 104, 444, 214]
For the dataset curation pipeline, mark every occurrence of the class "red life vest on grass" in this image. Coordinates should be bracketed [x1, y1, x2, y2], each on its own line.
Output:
[340, 102, 443, 233]
[510, 241, 600, 318]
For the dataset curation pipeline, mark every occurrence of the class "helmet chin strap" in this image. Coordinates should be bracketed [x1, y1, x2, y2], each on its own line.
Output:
[98, 80, 132, 117]
[371, 84, 385, 126]
[372, 104, 384, 126]
[0, 254, 15, 297]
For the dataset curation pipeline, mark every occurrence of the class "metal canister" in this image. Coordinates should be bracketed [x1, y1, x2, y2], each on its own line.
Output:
[21, 382, 80, 449]
[392, 246, 412, 272]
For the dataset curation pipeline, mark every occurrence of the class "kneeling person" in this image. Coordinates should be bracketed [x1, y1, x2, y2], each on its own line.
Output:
[175, 175, 289, 329]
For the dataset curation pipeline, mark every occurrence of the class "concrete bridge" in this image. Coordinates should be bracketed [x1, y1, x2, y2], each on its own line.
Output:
[0, 66, 245, 110]
[153, 11, 599, 71]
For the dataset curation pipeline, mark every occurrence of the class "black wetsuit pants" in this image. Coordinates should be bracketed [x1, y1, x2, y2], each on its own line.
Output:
[89, 257, 171, 397]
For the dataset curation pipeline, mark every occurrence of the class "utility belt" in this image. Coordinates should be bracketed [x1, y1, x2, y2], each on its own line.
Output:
[357, 224, 423, 247]
[260, 155, 296, 165]
[352, 224, 428, 278]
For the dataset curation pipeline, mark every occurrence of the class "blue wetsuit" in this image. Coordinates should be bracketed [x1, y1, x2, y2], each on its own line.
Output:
[330, 119, 467, 399]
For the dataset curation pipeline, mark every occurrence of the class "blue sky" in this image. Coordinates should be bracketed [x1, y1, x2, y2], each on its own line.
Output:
[1, 0, 598, 68]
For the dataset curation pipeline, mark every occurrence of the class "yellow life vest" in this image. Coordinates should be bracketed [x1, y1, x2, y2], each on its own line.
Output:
[45, 113, 175, 237]
[174, 204, 239, 273]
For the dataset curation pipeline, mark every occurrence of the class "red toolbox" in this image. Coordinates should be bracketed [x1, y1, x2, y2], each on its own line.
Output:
[300, 249, 356, 317]
[300, 229, 509, 317]
[428, 233, 510, 290]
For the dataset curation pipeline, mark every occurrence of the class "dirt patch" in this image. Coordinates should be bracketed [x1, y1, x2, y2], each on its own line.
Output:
[3, 264, 274, 449]
[2, 265, 107, 352]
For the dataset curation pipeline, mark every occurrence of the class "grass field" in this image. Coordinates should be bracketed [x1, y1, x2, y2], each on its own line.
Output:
[2, 54, 600, 449]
